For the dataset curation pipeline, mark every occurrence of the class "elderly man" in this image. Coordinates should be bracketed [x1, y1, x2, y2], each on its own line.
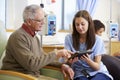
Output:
[1, 4, 74, 80]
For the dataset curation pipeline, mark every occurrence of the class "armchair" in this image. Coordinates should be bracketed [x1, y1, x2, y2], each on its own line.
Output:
[0, 26, 64, 80]
[102, 54, 120, 80]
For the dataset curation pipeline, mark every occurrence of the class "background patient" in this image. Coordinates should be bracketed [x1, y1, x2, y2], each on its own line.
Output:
[93, 19, 105, 36]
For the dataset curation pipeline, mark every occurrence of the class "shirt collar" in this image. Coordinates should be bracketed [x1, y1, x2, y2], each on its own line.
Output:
[22, 23, 35, 37]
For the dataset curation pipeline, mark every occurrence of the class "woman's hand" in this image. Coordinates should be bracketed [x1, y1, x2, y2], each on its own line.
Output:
[80, 54, 90, 61]
[80, 54, 101, 71]
[68, 57, 79, 64]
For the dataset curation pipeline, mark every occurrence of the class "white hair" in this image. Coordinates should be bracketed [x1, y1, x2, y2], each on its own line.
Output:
[23, 4, 42, 22]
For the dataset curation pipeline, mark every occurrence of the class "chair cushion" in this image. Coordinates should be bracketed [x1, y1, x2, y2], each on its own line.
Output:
[102, 54, 120, 80]
[40, 68, 64, 80]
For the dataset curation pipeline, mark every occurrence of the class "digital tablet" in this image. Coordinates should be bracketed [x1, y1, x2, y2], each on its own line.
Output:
[68, 50, 93, 60]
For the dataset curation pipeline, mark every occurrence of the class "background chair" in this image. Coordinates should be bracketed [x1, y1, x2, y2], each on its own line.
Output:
[102, 54, 120, 80]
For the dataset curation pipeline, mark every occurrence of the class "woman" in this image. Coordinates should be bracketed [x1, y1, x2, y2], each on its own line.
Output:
[64, 10, 113, 80]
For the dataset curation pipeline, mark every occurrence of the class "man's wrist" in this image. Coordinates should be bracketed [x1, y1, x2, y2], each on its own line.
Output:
[62, 64, 70, 68]
[54, 49, 58, 55]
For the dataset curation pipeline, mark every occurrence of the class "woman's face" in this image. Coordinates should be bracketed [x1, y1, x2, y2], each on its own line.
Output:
[75, 17, 89, 35]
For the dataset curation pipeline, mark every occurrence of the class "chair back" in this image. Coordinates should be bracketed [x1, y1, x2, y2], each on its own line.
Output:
[0, 25, 7, 58]
[102, 54, 120, 80]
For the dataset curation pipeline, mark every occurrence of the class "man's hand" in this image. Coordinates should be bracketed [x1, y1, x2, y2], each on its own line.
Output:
[61, 64, 74, 80]
[55, 49, 73, 59]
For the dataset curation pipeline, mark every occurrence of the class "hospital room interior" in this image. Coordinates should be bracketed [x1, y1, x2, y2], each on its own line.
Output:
[0, 0, 120, 80]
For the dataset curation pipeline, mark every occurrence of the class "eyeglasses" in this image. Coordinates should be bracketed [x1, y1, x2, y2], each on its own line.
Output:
[32, 18, 44, 23]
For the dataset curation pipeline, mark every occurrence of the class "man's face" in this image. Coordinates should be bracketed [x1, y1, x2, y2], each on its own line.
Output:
[29, 9, 45, 31]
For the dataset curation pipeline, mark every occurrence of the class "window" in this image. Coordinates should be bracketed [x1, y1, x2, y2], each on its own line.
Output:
[28, 0, 76, 31]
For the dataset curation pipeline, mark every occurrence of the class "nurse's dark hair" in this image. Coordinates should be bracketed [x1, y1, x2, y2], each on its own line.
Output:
[72, 10, 95, 50]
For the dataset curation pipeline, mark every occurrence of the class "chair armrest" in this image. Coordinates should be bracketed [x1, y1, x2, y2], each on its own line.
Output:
[0, 70, 37, 80]
[40, 65, 69, 80]
[43, 65, 61, 71]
